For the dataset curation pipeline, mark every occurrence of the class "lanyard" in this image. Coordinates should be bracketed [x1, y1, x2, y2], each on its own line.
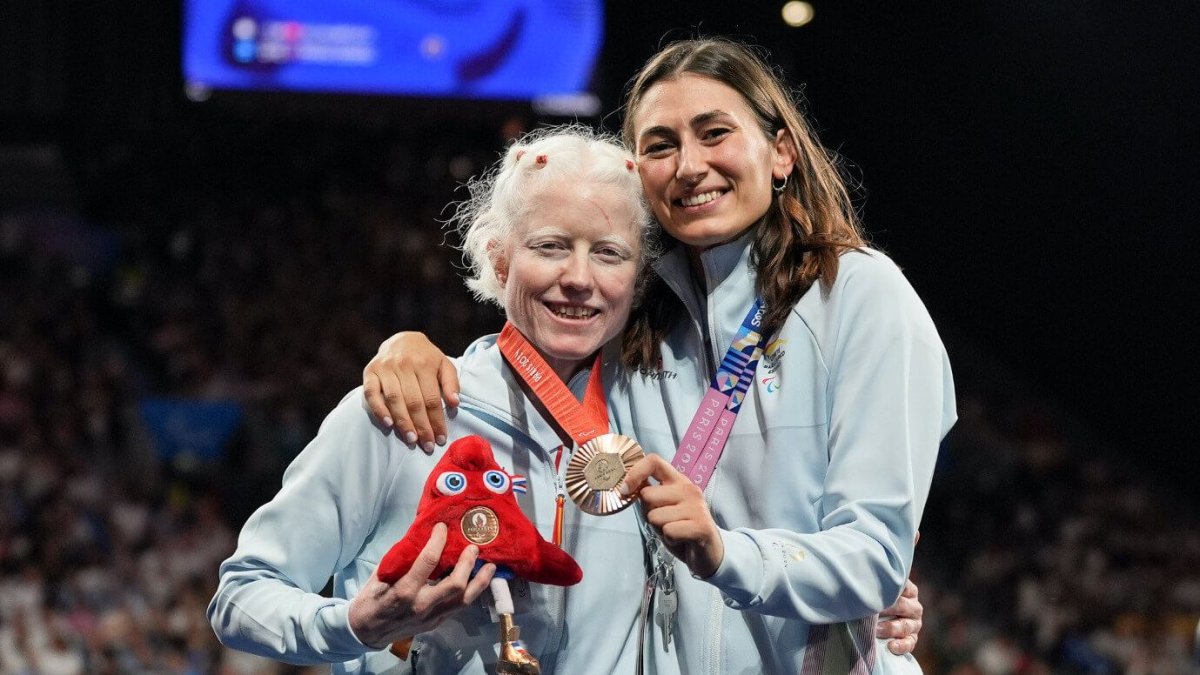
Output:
[498, 322, 609, 545]
[671, 298, 769, 490]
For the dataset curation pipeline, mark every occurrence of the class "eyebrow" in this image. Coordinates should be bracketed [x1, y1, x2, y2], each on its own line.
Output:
[638, 109, 734, 143]
[692, 110, 732, 126]
[522, 227, 568, 240]
[595, 233, 634, 248]
[522, 227, 634, 247]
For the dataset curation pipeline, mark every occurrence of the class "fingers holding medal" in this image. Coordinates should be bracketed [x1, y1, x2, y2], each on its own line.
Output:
[565, 434, 644, 516]
[618, 454, 726, 579]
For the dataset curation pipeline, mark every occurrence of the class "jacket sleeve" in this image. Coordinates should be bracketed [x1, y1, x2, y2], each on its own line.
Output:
[206, 388, 402, 664]
[705, 253, 957, 621]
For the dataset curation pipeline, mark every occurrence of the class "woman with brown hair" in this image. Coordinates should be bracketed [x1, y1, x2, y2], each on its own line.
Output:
[364, 38, 950, 674]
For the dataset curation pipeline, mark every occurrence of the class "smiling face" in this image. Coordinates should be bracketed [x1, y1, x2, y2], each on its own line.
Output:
[495, 180, 641, 381]
[631, 73, 796, 249]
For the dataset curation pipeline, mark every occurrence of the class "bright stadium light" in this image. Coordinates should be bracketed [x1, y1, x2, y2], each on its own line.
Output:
[781, 1, 815, 27]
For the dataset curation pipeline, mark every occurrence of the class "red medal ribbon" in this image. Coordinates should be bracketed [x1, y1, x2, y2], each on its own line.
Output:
[498, 322, 609, 546]
[497, 322, 609, 444]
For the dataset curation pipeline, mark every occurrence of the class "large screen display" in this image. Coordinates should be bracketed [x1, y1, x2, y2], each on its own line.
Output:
[183, 0, 604, 103]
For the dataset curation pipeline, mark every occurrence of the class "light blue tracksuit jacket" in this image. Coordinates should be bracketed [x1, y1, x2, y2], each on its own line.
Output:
[606, 229, 957, 675]
[207, 345, 667, 674]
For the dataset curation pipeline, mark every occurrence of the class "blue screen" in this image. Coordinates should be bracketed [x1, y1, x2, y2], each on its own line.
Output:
[183, 0, 604, 101]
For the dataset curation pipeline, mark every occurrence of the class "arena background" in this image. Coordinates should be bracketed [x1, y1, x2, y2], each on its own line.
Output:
[1, 1, 1198, 672]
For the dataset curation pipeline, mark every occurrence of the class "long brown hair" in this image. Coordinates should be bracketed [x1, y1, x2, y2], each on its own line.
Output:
[620, 38, 867, 369]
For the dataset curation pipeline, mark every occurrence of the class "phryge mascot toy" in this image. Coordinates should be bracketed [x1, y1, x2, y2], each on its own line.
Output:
[378, 435, 582, 674]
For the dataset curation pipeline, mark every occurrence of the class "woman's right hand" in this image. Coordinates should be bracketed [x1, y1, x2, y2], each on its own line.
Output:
[363, 331, 459, 453]
[876, 578, 924, 655]
[348, 523, 495, 648]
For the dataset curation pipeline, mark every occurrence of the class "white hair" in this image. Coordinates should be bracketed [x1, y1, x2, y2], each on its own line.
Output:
[450, 124, 654, 305]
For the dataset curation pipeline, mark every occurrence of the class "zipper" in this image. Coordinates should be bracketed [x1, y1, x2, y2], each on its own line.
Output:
[550, 445, 568, 547]
[706, 585, 724, 675]
[537, 442, 570, 663]
[703, 265, 720, 377]
[700, 259, 723, 675]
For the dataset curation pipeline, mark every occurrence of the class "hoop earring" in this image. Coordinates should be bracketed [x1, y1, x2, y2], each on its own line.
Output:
[772, 175, 788, 194]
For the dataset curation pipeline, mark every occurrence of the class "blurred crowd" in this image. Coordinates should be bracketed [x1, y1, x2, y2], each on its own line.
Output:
[913, 342, 1200, 674]
[1, 115, 1196, 674]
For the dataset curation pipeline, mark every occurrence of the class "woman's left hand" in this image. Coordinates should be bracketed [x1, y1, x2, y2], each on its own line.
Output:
[619, 454, 725, 579]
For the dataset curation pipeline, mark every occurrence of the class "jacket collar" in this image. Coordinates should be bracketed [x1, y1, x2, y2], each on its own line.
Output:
[653, 225, 756, 302]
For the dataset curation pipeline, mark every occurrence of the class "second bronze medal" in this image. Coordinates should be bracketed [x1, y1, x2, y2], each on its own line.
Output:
[460, 506, 500, 545]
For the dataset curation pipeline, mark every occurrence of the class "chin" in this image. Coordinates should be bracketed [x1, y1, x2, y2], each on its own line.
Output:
[546, 344, 601, 362]
[665, 221, 750, 249]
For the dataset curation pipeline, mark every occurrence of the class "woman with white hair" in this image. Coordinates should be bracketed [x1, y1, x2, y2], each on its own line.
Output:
[209, 126, 675, 674]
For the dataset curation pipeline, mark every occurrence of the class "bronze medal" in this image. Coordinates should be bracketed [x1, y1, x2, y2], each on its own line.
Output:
[460, 506, 500, 545]
[583, 453, 625, 491]
[565, 434, 645, 516]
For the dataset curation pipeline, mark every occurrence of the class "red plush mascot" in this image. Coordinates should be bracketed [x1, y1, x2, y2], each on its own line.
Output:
[378, 435, 581, 675]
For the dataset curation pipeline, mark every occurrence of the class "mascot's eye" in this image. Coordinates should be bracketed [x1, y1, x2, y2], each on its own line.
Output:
[435, 471, 467, 495]
[483, 470, 511, 494]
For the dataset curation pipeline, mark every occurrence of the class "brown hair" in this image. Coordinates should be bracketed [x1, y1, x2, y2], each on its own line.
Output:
[619, 38, 867, 369]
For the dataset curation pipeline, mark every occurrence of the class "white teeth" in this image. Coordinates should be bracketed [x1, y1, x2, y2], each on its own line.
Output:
[680, 190, 722, 207]
[550, 305, 598, 319]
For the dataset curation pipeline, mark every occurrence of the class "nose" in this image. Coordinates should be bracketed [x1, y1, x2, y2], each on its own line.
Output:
[559, 251, 595, 292]
[676, 136, 708, 185]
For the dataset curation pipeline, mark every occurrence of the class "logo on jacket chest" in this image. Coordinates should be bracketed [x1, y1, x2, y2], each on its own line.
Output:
[638, 357, 679, 381]
[759, 339, 787, 394]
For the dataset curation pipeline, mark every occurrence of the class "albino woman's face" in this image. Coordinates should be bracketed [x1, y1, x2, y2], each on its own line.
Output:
[495, 181, 641, 380]
[631, 73, 795, 249]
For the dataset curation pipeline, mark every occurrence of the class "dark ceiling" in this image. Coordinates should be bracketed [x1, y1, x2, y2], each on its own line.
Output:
[3, 1, 1197, 480]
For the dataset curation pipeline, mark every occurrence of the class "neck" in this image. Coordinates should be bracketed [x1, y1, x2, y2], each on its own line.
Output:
[545, 352, 592, 386]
